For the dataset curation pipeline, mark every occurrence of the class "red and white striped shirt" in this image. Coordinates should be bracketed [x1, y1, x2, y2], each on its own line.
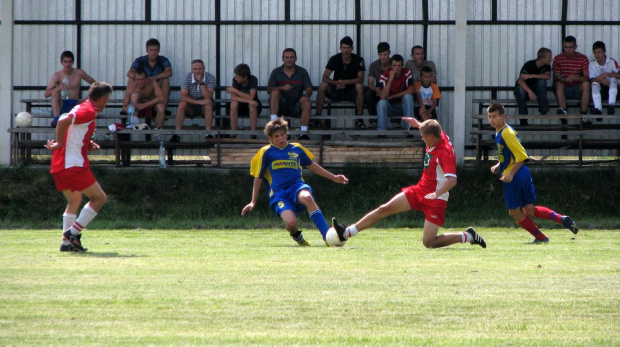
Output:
[552, 52, 589, 87]
[50, 100, 98, 173]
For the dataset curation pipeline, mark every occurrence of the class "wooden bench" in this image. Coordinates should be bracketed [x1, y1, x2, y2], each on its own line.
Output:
[471, 114, 620, 166]
[473, 98, 619, 114]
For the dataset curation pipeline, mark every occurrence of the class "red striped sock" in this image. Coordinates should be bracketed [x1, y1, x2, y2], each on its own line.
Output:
[518, 216, 547, 240]
[534, 206, 562, 224]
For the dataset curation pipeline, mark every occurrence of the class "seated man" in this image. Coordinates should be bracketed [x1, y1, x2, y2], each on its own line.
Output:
[414, 66, 441, 121]
[514, 47, 552, 125]
[267, 48, 313, 140]
[173, 59, 216, 142]
[405, 45, 437, 83]
[226, 63, 262, 137]
[365, 42, 391, 128]
[126, 38, 172, 114]
[376, 54, 414, 132]
[122, 68, 165, 140]
[44, 50, 96, 127]
[315, 36, 366, 129]
[553, 35, 590, 124]
[589, 41, 619, 117]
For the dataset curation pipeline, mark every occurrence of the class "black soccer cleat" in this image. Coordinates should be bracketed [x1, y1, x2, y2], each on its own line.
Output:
[331, 217, 348, 242]
[467, 227, 486, 248]
[561, 216, 579, 234]
[59, 243, 78, 252]
[62, 229, 88, 252]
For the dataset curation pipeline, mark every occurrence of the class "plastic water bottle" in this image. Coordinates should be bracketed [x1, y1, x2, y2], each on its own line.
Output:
[127, 101, 136, 127]
[159, 141, 167, 168]
[61, 74, 69, 100]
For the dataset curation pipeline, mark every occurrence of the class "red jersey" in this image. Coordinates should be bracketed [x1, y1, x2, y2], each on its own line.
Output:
[379, 68, 413, 102]
[552, 52, 589, 87]
[415, 131, 457, 202]
[50, 100, 98, 173]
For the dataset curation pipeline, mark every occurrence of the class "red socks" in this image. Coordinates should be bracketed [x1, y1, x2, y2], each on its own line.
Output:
[534, 206, 562, 224]
[518, 216, 547, 240]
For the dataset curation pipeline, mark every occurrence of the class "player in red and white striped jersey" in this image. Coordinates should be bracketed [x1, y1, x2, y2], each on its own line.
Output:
[45, 81, 113, 252]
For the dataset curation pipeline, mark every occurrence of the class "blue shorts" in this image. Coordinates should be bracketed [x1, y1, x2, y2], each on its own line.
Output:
[502, 167, 537, 209]
[51, 99, 79, 119]
[269, 182, 313, 217]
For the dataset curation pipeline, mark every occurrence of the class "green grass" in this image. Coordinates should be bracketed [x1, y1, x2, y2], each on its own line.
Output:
[1, 228, 618, 346]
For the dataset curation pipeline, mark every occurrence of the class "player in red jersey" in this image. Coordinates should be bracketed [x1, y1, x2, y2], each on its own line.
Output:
[45, 81, 113, 252]
[332, 118, 486, 248]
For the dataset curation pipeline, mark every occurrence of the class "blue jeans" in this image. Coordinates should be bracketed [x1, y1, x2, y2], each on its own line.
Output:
[377, 94, 414, 130]
[514, 79, 548, 115]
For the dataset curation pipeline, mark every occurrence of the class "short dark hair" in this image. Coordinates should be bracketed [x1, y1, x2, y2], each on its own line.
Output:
[563, 36, 577, 44]
[390, 54, 404, 64]
[592, 41, 606, 52]
[340, 36, 353, 47]
[282, 48, 297, 58]
[60, 51, 74, 61]
[88, 81, 113, 101]
[487, 102, 505, 115]
[234, 63, 251, 78]
[146, 38, 160, 48]
[411, 45, 424, 55]
[134, 68, 147, 77]
[377, 42, 390, 54]
[191, 59, 204, 65]
[264, 117, 289, 137]
[537, 47, 551, 60]
[421, 66, 433, 74]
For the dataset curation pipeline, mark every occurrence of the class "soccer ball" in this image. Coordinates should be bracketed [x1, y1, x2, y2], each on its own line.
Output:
[15, 111, 33, 127]
[325, 227, 347, 247]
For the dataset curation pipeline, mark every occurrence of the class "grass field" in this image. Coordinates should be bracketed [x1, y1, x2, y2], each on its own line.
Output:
[1, 228, 618, 346]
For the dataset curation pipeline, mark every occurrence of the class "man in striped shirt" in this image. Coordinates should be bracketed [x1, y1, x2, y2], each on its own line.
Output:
[552, 36, 590, 123]
[174, 59, 216, 141]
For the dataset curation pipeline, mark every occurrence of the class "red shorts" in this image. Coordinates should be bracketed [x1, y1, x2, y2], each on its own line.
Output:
[401, 185, 447, 226]
[52, 167, 96, 192]
[137, 106, 154, 119]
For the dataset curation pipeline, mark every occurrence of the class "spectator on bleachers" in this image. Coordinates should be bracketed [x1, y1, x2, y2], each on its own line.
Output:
[589, 41, 619, 118]
[126, 38, 172, 115]
[376, 54, 414, 132]
[514, 47, 552, 125]
[315, 36, 366, 129]
[405, 45, 437, 83]
[122, 68, 165, 140]
[225, 63, 262, 137]
[414, 66, 441, 121]
[553, 36, 590, 124]
[172, 59, 216, 142]
[44, 51, 96, 127]
[364, 42, 391, 129]
[267, 48, 313, 140]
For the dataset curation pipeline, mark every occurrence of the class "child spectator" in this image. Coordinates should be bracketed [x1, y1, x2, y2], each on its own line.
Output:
[589, 41, 620, 117]
[413, 66, 441, 121]
[226, 64, 262, 137]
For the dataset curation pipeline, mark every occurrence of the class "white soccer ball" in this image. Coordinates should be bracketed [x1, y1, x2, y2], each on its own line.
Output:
[15, 111, 33, 127]
[325, 227, 347, 247]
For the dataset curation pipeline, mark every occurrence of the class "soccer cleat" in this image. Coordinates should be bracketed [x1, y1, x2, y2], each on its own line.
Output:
[532, 237, 550, 244]
[59, 243, 78, 252]
[591, 108, 603, 115]
[62, 229, 88, 252]
[607, 106, 615, 115]
[296, 238, 312, 246]
[561, 216, 579, 234]
[467, 227, 486, 248]
[331, 217, 348, 242]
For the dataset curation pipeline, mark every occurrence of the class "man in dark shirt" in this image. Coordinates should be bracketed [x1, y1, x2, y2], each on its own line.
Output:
[315, 36, 366, 129]
[514, 48, 552, 125]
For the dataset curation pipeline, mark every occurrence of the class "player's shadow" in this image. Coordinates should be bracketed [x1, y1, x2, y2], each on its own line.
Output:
[70, 252, 146, 258]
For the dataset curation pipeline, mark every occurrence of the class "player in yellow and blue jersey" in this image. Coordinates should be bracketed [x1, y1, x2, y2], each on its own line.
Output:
[487, 103, 578, 243]
[241, 118, 349, 246]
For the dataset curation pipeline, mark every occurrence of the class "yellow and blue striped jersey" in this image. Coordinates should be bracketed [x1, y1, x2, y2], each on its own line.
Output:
[495, 124, 529, 176]
[250, 142, 315, 194]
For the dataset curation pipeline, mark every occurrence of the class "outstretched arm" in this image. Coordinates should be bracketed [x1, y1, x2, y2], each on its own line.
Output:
[306, 162, 349, 184]
[402, 117, 422, 129]
[241, 177, 263, 216]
